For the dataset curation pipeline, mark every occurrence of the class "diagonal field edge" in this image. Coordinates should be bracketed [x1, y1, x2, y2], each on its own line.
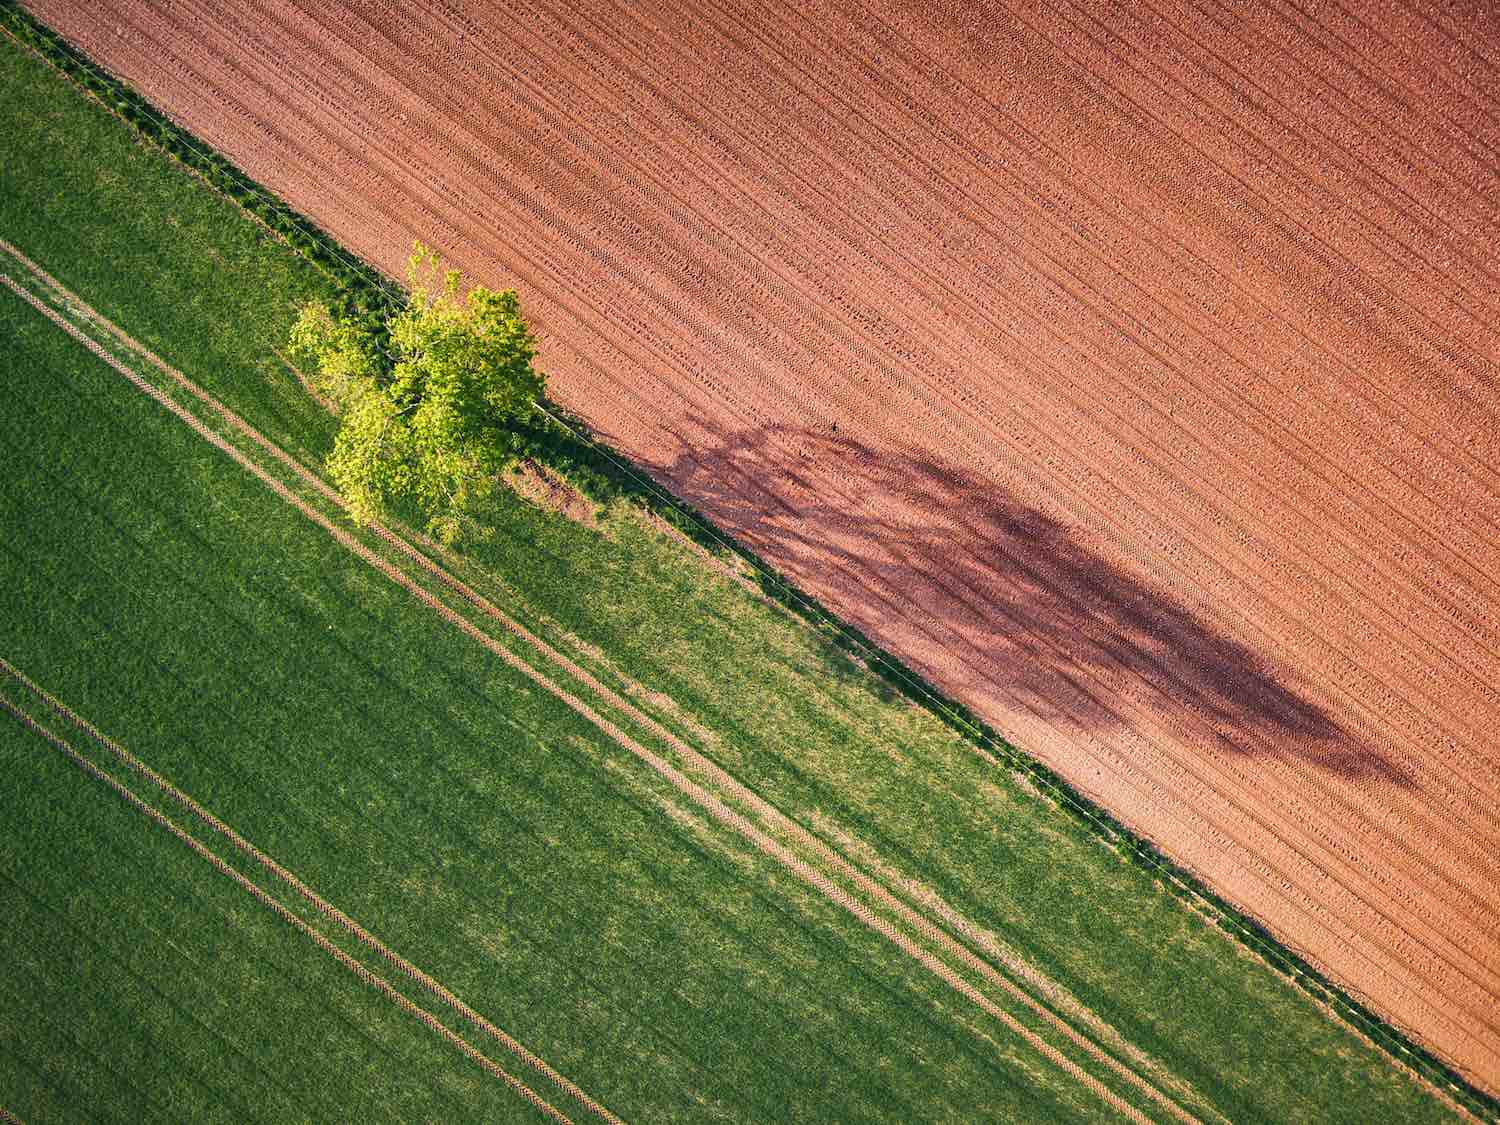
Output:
[5, 236, 1281, 1122]
[0, 244, 1194, 1119]
[2, 236, 1214, 1124]
[0, 691, 576, 1125]
[3, 247, 1196, 1124]
[403, 483, 1228, 1122]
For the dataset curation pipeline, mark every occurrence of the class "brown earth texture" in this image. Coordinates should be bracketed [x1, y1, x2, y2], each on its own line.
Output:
[25, 0, 1500, 1094]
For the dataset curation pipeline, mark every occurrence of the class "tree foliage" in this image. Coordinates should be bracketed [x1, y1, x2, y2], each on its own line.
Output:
[289, 244, 546, 542]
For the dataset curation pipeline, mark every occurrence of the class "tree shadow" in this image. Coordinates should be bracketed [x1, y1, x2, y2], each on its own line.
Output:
[642, 416, 1410, 786]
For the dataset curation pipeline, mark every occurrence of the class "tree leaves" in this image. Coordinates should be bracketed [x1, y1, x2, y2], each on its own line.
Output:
[288, 243, 546, 542]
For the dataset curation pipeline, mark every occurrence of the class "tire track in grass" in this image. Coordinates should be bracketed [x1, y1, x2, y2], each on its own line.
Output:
[2, 239, 1199, 1123]
[0, 659, 618, 1125]
[0, 465, 841, 1125]
[806, 812, 1215, 1118]
[8, 236, 1198, 1121]
[477, 557, 1232, 1122]
[0, 693, 576, 1125]
[2, 254, 621, 1125]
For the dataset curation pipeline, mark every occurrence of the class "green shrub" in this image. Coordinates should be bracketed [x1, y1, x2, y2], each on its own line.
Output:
[289, 243, 546, 542]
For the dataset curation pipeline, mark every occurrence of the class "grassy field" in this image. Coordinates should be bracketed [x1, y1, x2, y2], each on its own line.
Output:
[0, 19, 1480, 1124]
[0, 708, 561, 1125]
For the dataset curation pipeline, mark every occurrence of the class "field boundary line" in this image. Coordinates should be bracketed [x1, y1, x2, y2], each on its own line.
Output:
[452, 0, 1500, 1036]
[0, 231, 1194, 1118]
[2, 245, 1196, 1124]
[0, 689, 575, 1125]
[528, 421, 1496, 1122]
[11, 121, 1500, 1074]
[0, 239, 1196, 1120]
[468, 552, 1229, 1120]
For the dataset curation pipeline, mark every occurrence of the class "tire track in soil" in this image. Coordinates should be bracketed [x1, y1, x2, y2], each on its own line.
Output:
[1, 242, 1208, 1124]
[17, 0, 1500, 1093]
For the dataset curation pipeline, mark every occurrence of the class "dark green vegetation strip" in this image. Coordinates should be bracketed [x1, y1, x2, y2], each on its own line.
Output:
[0, 8, 1491, 1121]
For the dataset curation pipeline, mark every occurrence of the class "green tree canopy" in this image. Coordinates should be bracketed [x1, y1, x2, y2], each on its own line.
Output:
[289, 243, 546, 542]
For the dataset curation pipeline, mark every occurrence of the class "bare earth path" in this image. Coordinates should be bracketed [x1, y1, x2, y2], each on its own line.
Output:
[23, 0, 1500, 1093]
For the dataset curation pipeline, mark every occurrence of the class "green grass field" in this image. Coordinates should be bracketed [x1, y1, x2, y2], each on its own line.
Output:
[0, 19, 1479, 1124]
[0, 710, 559, 1125]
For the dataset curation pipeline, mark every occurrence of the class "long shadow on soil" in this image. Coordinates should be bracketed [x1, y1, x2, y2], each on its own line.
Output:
[640, 416, 1408, 786]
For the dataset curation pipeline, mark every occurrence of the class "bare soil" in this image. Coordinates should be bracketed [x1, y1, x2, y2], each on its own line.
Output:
[28, 0, 1500, 1091]
[508, 456, 597, 526]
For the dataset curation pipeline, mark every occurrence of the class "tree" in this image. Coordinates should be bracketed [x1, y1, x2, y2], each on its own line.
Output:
[289, 243, 547, 542]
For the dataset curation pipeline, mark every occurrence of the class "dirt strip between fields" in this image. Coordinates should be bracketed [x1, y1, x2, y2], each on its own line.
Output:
[0, 693, 576, 1125]
[2, 245, 1199, 1122]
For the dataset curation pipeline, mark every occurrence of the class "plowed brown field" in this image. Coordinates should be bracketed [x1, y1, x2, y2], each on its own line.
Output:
[26, 0, 1500, 1093]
